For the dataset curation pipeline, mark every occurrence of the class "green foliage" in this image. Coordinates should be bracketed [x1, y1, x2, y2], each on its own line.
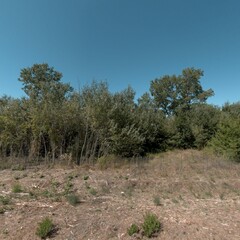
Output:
[109, 124, 144, 157]
[36, 217, 54, 239]
[153, 195, 161, 206]
[12, 183, 23, 193]
[189, 104, 220, 149]
[97, 155, 115, 169]
[169, 110, 195, 149]
[142, 213, 161, 238]
[0, 196, 10, 205]
[89, 188, 97, 196]
[127, 223, 139, 236]
[83, 175, 89, 181]
[209, 113, 240, 162]
[0, 63, 232, 165]
[150, 67, 214, 115]
[66, 194, 80, 206]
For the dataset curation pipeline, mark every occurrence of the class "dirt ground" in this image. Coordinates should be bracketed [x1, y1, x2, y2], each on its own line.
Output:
[0, 150, 240, 240]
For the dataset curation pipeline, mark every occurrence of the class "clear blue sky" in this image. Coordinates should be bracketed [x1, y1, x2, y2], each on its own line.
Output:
[1, 0, 240, 106]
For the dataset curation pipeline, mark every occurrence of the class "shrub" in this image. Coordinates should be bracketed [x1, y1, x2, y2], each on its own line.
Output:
[89, 188, 97, 196]
[127, 223, 139, 236]
[0, 196, 10, 205]
[153, 195, 161, 206]
[66, 194, 80, 206]
[12, 183, 23, 193]
[142, 213, 161, 238]
[36, 217, 54, 239]
[209, 115, 240, 162]
[97, 155, 115, 169]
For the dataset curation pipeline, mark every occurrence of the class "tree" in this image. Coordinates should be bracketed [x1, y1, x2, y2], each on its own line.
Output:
[18, 63, 73, 162]
[150, 67, 214, 115]
[209, 114, 240, 162]
[189, 104, 220, 149]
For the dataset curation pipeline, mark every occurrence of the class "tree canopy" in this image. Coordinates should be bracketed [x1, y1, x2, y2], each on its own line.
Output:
[150, 67, 214, 115]
[0, 63, 239, 164]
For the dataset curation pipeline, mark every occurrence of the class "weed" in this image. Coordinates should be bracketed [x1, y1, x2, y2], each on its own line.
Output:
[66, 194, 80, 206]
[89, 188, 97, 196]
[219, 192, 225, 200]
[124, 184, 135, 197]
[101, 184, 110, 194]
[0, 207, 5, 214]
[0, 196, 10, 205]
[51, 180, 60, 188]
[204, 191, 213, 198]
[127, 223, 139, 236]
[83, 175, 89, 181]
[64, 180, 73, 195]
[29, 191, 38, 199]
[36, 217, 54, 239]
[142, 213, 161, 238]
[153, 195, 161, 206]
[172, 198, 179, 204]
[11, 164, 25, 171]
[41, 190, 54, 198]
[12, 183, 23, 193]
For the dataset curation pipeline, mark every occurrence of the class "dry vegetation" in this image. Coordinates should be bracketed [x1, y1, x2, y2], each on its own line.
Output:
[0, 150, 240, 239]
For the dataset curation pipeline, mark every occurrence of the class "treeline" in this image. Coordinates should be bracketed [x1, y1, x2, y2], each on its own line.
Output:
[0, 63, 240, 164]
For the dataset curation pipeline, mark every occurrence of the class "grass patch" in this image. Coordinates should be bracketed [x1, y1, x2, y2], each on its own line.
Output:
[127, 223, 139, 236]
[36, 217, 54, 239]
[66, 194, 80, 206]
[142, 213, 161, 238]
[12, 183, 23, 193]
[153, 195, 161, 206]
[89, 188, 97, 196]
[0, 196, 11, 205]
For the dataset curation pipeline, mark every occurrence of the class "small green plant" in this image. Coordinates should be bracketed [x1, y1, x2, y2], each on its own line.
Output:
[0, 207, 5, 214]
[153, 195, 161, 206]
[36, 217, 54, 239]
[12, 183, 23, 193]
[83, 175, 89, 181]
[11, 164, 25, 171]
[89, 188, 97, 196]
[124, 185, 134, 197]
[127, 223, 139, 236]
[42, 190, 53, 198]
[0, 196, 10, 205]
[66, 194, 80, 206]
[64, 180, 73, 195]
[142, 213, 161, 238]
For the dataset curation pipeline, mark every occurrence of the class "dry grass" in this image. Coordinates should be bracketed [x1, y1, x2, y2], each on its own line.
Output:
[0, 150, 240, 239]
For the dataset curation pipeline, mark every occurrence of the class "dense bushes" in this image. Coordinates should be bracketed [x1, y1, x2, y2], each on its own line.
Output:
[209, 114, 240, 162]
[0, 63, 239, 163]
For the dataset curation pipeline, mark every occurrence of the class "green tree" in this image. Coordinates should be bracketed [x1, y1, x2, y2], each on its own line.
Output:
[150, 67, 214, 115]
[136, 93, 168, 152]
[209, 102, 240, 161]
[209, 114, 240, 162]
[18, 63, 73, 162]
[189, 104, 220, 149]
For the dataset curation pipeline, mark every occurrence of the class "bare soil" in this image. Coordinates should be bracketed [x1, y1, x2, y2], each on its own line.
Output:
[0, 150, 240, 240]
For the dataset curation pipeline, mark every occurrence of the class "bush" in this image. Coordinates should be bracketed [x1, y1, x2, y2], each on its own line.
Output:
[12, 183, 23, 193]
[36, 217, 54, 239]
[0, 196, 10, 205]
[153, 195, 161, 206]
[127, 223, 139, 236]
[97, 155, 115, 169]
[142, 213, 161, 238]
[66, 194, 80, 206]
[209, 115, 240, 162]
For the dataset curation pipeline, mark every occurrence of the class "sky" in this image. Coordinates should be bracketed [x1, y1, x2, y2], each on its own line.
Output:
[0, 0, 240, 106]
